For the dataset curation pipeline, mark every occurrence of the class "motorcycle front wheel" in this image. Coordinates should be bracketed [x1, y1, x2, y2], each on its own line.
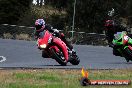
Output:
[42, 50, 49, 58]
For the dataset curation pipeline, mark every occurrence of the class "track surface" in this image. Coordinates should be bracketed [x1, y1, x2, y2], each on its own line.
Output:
[0, 39, 132, 69]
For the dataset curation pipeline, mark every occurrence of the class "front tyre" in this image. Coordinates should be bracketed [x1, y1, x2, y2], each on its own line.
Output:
[51, 48, 67, 66]
[42, 50, 49, 58]
[113, 48, 121, 56]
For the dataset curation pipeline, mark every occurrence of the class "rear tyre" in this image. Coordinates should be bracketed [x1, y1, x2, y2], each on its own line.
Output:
[51, 49, 67, 66]
[70, 55, 80, 65]
[124, 47, 132, 62]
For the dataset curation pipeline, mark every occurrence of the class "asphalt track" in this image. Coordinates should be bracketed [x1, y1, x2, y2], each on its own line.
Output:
[0, 39, 132, 69]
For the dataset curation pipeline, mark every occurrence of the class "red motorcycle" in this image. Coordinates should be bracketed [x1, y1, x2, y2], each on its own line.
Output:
[37, 30, 80, 66]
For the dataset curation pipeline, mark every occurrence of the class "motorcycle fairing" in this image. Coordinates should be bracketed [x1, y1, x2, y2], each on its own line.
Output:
[52, 38, 69, 61]
[38, 30, 52, 48]
[113, 31, 129, 45]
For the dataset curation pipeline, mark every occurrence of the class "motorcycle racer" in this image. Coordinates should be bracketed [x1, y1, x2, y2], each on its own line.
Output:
[104, 19, 129, 56]
[104, 19, 128, 47]
[34, 19, 76, 54]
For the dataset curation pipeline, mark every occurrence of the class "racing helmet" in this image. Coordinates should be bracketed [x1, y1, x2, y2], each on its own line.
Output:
[35, 19, 45, 31]
[105, 20, 114, 27]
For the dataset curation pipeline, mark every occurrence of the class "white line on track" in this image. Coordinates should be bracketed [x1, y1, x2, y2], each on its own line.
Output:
[0, 56, 6, 62]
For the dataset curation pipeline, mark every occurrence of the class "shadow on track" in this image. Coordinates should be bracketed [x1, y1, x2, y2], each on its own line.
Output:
[38, 64, 73, 66]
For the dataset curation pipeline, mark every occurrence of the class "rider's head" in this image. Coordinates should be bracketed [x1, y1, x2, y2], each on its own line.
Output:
[35, 19, 45, 32]
[105, 20, 114, 28]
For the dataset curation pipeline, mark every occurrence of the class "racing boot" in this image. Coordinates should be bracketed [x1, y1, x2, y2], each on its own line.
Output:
[68, 49, 76, 55]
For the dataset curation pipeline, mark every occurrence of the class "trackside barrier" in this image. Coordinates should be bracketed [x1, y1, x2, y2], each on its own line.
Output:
[0, 24, 107, 45]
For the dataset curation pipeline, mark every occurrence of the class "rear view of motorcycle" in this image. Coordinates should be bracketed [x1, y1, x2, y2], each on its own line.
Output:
[112, 31, 132, 62]
[37, 30, 80, 66]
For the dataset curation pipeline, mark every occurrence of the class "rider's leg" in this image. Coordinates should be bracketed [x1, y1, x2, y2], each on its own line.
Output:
[60, 33, 76, 54]
[60, 33, 73, 49]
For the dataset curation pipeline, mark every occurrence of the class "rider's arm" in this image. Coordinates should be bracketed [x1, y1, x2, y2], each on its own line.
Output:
[45, 24, 60, 37]
[45, 24, 54, 33]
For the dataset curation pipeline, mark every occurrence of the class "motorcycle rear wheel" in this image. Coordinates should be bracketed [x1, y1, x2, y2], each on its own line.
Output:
[70, 55, 80, 65]
[51, 48, 67, 66]
[124, 47, 132, 62]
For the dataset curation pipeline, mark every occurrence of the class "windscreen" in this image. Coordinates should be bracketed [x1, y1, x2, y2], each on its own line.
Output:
[39, 30, 46, 38]
[114, 32, 122, 40]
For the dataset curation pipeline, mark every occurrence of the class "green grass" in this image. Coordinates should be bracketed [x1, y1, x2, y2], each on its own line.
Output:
[0, 69, 131, 88]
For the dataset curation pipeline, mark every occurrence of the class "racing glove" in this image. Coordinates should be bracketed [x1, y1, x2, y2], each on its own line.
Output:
[53, 29, 60, 37]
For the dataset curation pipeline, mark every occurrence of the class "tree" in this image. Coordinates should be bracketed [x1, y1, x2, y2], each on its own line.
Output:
[0, 0, 32, 24]
[66, 0, 107, 33]
[65, 0, 131, 33]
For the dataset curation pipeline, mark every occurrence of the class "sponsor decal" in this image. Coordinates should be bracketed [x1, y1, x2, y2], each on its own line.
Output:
[80, 67, 131, 86]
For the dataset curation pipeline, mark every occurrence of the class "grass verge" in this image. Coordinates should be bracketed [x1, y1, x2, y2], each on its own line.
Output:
[0, 69, 131, 88]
